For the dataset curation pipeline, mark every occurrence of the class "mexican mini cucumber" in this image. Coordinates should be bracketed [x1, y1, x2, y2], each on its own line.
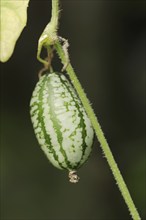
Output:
[30, 72, 94, 182]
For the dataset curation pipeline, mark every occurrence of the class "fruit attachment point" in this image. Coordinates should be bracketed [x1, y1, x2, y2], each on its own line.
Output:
[68, 170, 80, 183]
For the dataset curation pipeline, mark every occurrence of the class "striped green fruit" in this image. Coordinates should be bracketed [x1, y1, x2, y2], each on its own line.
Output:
[30, 72, 94, 183]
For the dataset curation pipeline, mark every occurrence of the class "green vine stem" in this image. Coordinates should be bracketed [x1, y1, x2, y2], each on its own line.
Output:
[37, 0, 141, 220]
[55, 42, 141, 220]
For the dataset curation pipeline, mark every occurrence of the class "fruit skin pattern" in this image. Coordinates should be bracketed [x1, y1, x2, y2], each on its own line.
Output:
[30, 72, 94, 171]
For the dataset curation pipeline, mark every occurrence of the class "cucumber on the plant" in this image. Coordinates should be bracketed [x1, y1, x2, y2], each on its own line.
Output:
[30, 72, 94, 182]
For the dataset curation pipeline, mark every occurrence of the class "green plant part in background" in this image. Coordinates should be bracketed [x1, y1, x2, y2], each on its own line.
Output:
[30, 72, 94, 183]
[0, 0, 29, 62]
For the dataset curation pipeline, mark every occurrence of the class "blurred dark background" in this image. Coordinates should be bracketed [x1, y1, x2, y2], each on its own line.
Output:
[0, 1, 145, 220]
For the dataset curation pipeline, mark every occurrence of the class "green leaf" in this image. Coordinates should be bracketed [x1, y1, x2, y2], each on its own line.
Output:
[0, 0, 29, 62]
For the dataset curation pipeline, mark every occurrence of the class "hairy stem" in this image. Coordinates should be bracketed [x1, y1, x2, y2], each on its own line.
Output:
[37, 0, 141, 219]
[55, 41, 141, 220]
